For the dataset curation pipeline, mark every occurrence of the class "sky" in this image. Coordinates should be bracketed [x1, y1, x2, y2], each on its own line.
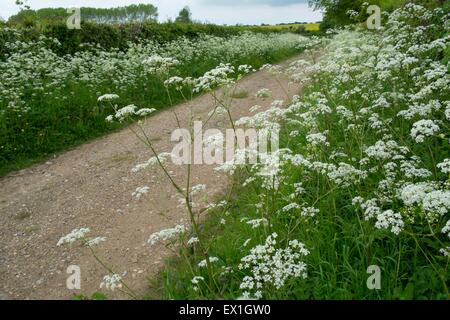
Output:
[0, 0, 323, 25]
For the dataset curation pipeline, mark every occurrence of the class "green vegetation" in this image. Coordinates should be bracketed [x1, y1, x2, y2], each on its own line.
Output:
[175, 6, 193, 24]
[0, 20, 311, 57]
[0, 29, 307, 176]
[308, 0, 446, 30]
[8, 4, 159, 26]
[157, 4, 449, 300]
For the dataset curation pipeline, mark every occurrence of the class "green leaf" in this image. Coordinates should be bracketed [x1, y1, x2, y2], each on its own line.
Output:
[91, 292, 108, 300]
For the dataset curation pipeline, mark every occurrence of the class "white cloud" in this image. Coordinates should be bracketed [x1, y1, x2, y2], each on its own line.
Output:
[1, 0, 322, 24]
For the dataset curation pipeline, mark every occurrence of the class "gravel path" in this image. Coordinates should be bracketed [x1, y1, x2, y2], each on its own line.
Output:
[0, 53, 315, 299]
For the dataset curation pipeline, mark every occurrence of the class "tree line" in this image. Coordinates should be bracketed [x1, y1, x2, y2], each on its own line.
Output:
[7, 3, 195, 27]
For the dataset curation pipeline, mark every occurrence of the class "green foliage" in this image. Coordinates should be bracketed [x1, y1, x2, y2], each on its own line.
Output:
[0, 30, 303, 177]
[0, 20, 297, 58]
[175, 6, 193, 24]
[81, 4, 158, 24]
[72, 292, 108, 300]
[308, 0, 430, 30]
[160, 4, 449, 300]
[8, 4, 158, 27]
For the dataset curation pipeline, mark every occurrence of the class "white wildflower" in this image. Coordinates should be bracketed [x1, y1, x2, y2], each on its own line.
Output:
[132, 186, 150, 200]
[410, 119, 440, 143]
[198, 256, 220, 268]
[148, 225, 185, 246]
[57, 228, 90, 246]
[238, 233, 308, 300]
[86, 237, 106, 247]
[98, 94, 119, 102]
[100, 274, 122, 291]
[437, 159, 450, 174]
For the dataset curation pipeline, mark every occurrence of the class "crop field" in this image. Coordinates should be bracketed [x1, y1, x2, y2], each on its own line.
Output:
[260, 23, 321, 32]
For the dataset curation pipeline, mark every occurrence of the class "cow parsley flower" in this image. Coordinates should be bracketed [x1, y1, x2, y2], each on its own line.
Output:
[282, 203, 301, 212]
[422, 190, 450, 217]
[143, 55, 179, 74]
[400, 182, 435, 206]
[114, 104, 137, 121]
[437, 159, 450, 174]
[131, 153, 172, 173]
[86, 237, 106, 247]
[238, 233, 309, 300]
[410, 119, 440, 143]
[250, 105, 263, 113]
[238, 64, 254, 75]
[132, 186, 150, 200]
[135, 108, 156, 117]
[326, 163, 367, 187]
[187, 237, 199, 246]
[439, 247, 450, 257]
[301, 206, 319, 217]
[193, 63, 235, 93]
[246, 218, 269, 229]
[255, 88, 272, 98]
[198, 256, 220, 268]
[191, 276, 205, 285]
[306, 132, 329, 147]
[57, 228, 90, 246]
[375, 210, 404, 235]
[100, 274, 122, 291]
[98, 94, 119, 102]
[164, 76, 184, 89]
[191, 184, 207, 196]
[353, 197, 383, 220]
[442, 220, 450, 239]
[148, 225, 185, 246]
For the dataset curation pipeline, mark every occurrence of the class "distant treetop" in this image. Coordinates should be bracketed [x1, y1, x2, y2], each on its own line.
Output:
[8, 4, 159, 26]
[175, 6, 193, 24]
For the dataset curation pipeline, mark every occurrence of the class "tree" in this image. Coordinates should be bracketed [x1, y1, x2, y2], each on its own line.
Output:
[8, 9, 37, 27]
[81, 4, 158, 24]
[175, 6, 192, 24]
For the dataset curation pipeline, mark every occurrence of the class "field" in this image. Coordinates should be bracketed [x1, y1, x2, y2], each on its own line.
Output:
[260, 23, 321, 32]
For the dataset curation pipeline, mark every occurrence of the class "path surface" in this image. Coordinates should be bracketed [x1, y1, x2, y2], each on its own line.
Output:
[0, 53, 314, 300]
